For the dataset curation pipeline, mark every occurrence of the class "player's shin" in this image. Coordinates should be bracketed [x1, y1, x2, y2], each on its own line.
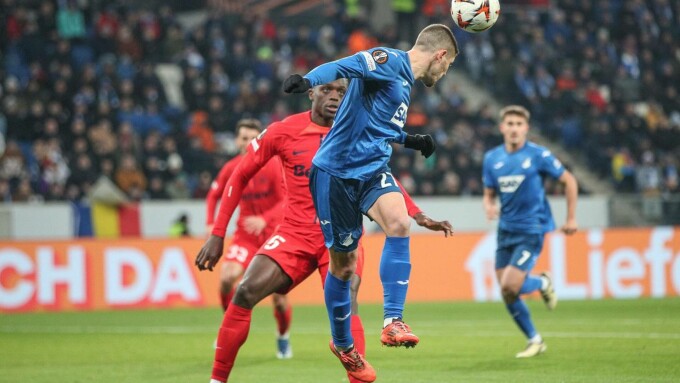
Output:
[518, 275, 542, 295]
[505, 298, 538, 340]
[325, 272, 354, 349]
[379, 236, 411, 324]
[212, 304, 253, 382]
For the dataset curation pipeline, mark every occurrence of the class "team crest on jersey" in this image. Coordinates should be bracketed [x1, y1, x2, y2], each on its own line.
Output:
[372, 50, 389, 64]
[390, 102, 408, 128]
[522, 157, 532, 169]
[498, 175, 525, 193]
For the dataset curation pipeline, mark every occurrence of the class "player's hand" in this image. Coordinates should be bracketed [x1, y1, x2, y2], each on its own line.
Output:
[561, 218, 578, 235]
[195, 235, 224, 272]
[485, 205, 499, 221]
[414, 212, 453, 237]
[283, 74, 312, 93]
[404, 134, 436, 158]
[243, 215, 267, 236]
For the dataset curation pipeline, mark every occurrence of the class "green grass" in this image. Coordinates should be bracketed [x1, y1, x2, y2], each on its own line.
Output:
[1, 299, 680, 383]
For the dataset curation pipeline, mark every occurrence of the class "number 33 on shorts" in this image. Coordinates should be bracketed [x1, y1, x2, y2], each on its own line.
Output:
[226, 245, 249, 263]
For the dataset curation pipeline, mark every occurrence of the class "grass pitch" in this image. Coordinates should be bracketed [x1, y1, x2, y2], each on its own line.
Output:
[1, 298, 679, 383]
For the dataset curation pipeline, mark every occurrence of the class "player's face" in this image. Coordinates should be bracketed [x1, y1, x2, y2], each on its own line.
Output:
[236, 127, 260, 154]
[309, 79, 348, 123]
[500, 114, 529, 147]
[423, 51, 455, 87]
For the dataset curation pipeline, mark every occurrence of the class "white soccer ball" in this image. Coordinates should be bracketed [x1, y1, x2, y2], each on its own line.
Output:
[450, 0, 500, 33]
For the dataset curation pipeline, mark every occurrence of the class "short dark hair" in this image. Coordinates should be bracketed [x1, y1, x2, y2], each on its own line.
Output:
[235, 118, 262, 133]
[414, 24, 460, 58]
[499, 105, 531, 121]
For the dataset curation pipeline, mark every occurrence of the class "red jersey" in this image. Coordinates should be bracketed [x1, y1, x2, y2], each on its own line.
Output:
[206, 154, 285, 243]
[212, 112, 422, 237]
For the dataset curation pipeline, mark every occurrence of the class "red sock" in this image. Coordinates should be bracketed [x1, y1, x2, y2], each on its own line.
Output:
[211, 304, 252, 382]
[219, 290, 235, 312]
[273, 305, 292, 336]
[347, 314, 366, 383]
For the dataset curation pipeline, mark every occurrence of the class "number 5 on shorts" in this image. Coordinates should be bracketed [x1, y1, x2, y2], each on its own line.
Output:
[264, 235, 286, 250]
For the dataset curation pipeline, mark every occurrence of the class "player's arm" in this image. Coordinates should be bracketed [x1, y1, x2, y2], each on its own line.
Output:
[396, 177, 453, 237]
[481, 154, 499, 221]
[196, 130, 279, 271]
[539, 150, 578, 235]
[205, 160, 236, 229]
[283, 48, 399, 92]
[558, 170, 578, 235]
[483, 187, 499, 221]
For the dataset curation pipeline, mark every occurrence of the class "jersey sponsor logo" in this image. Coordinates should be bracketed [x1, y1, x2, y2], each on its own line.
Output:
[293, 164, 311, 178]
[372, 49, 389, 64]
[493, 161, 504, 169]
[360, 51, 377, 71]
[390, 102, 408, 128]
[498, 175, 525, 193]
[522, 158, 532, 169]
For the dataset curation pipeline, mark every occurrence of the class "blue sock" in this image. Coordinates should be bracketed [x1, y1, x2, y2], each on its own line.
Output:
[505, 298, 537, 339]
[519, 275, 542, 295]
[324, 272, 353, 348]
[379, 236, 411, 320]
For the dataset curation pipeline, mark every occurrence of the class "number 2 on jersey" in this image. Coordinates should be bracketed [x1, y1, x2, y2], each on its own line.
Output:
[380, 172, 396, 188]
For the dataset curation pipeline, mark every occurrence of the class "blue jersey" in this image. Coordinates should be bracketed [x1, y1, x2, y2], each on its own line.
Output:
[304, 47, 414, 180]
[482, 141, 565, 234]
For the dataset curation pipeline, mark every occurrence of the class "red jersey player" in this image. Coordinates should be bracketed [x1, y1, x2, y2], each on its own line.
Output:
[195, 79, 452, 383]
[205, 118, 291, 359]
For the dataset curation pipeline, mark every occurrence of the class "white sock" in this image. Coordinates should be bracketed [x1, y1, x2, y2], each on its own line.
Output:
[211, 379, 224, 383]
[383, 317, 399, 328]
[529, 334, 543, 344]
[335, 343, 354, 352]
[540, 276, 549, 290]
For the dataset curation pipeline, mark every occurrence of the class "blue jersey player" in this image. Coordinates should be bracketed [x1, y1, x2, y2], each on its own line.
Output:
[482, 105, 579, 358]
[283, 24, 458, 379]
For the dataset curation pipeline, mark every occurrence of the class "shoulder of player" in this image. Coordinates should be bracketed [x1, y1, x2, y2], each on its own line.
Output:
[264, 113, 310, 138]
[362, 47, 405, 67]
[526, 141, 553, 158]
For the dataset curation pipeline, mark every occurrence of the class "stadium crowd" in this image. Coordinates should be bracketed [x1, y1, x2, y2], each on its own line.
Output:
[0, 0, 678, 203]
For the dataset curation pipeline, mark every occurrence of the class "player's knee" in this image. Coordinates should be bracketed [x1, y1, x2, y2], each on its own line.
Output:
[383, 215, 411, 237]
[233, 281, 261, 309]
[501, 283, 520, 302]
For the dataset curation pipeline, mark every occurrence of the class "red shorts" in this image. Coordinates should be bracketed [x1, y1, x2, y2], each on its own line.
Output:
[222, 232, 262, 269]
[257, 224, 365, 294]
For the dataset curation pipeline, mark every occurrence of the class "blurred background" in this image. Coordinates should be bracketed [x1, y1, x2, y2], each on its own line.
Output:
[0, 0, 678, 239]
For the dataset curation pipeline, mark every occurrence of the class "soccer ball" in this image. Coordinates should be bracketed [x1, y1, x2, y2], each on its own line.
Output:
[450, 0, 500, 33]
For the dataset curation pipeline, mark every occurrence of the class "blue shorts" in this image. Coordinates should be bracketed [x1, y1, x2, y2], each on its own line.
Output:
[309, 165, 401, 252]
[495, 229, 545, 272]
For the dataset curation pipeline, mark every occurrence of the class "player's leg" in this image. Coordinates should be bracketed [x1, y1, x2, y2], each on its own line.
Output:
[364, 171, 417, 348]
[218, 244, 249, 311]
[211, 255, 292, 383]
[318, 247, 375, 383]
[271, 293, 293, 359]
[309, 166, 363, 352]
[495, 230, 546, 358]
